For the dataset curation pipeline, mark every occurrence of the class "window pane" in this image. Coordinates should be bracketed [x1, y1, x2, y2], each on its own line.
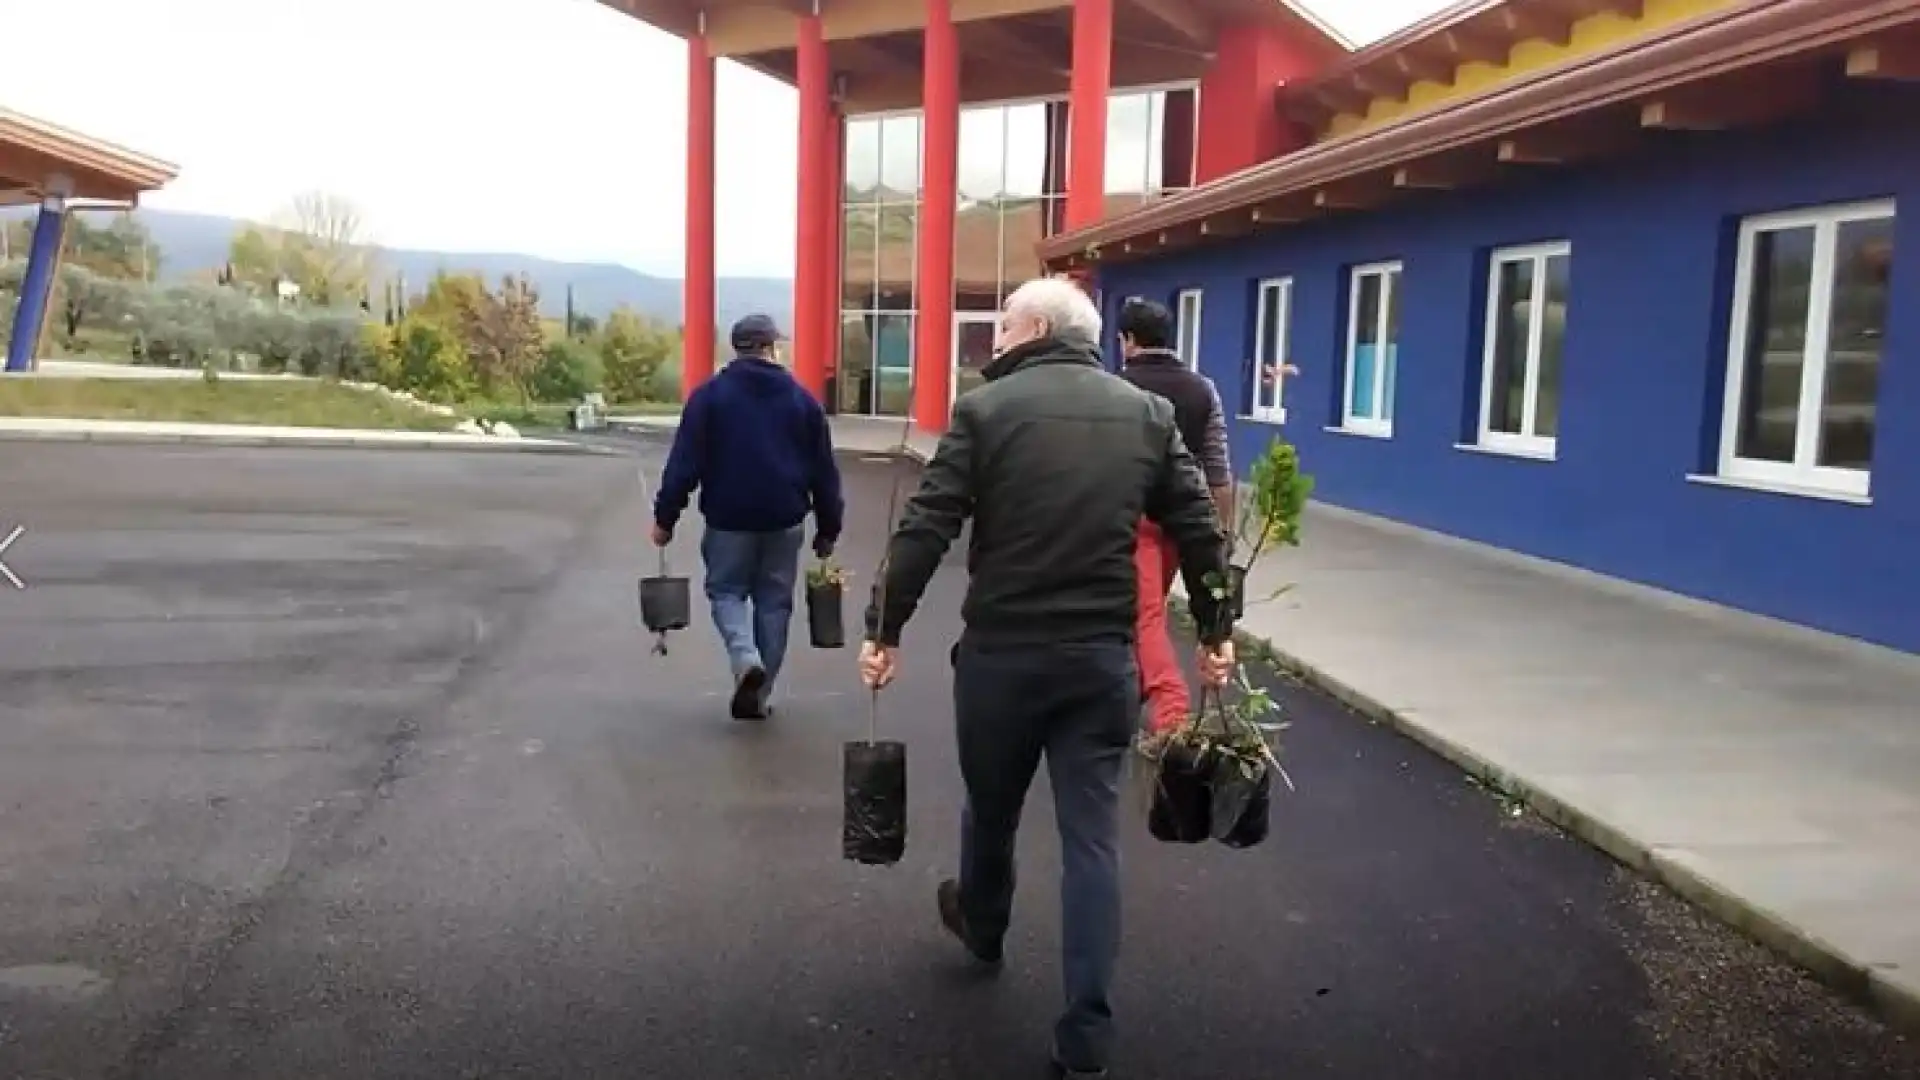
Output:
[872, 204, 917, 310]
[1105, 93, 1150, 213]
[872, 312, 914, 417]
[1817, 215, 1891, 470]
[878, 115, 921, 201]
[840, 205, 878, 311]
[1381, 271, 1400, 422]
[1144, 91, 1166, 195]
[1257, 284, 1285, 411]
[1535, 252, 1570, 438]
[1349, 272, 1382, 419]
[1004, 103, 1048, 198]
[955, 200, 1000, 312]
[845, 119, 881, 202]
[996, 198, 1044, 308]
[1735, 226, 1814, 464]
[1487, 257, 1535, 435]
[958, 106, 1006, 203]
[837, 314, 876, 415]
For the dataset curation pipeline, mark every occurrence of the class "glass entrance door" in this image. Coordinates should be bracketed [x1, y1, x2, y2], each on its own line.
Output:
[951, 313, 998, 407]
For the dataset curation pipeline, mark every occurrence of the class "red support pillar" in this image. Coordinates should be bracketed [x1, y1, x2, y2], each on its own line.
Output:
[793, 10, 831, 400]
[682, 32, 717, 400]
[1064, 0, 1113, 231]
[911, 0, 959, 433]
[823, 110, 845, 410]
[1196, 24, 1316, 184]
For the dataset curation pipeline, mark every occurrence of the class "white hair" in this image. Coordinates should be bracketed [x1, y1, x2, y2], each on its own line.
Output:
[1004, 276, 1102, 346]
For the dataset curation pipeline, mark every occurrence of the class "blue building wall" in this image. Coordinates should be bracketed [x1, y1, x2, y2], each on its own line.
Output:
[1096, 82, 1920, 653]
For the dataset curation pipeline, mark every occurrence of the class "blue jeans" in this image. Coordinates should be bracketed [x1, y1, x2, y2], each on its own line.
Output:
[700, 525, 806, 697]
[951, 634, 1137, 1073]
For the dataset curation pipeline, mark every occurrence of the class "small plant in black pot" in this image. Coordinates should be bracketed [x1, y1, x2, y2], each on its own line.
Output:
[806, 560, 849, 650]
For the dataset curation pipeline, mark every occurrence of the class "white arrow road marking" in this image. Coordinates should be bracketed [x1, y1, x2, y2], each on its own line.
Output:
[0, 525, 23, 590]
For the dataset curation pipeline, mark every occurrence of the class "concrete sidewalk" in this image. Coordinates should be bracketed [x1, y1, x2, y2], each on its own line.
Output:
[0, 416, 606, 454]
[1211, 502, 1920, 1034]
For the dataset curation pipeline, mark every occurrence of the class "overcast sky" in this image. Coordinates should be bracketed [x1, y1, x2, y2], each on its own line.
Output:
[0, 0, 1451, 277]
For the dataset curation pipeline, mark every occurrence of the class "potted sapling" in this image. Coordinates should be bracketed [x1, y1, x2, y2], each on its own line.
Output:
[1144, 436, 1312, 848]
[806, 559, 850, 649]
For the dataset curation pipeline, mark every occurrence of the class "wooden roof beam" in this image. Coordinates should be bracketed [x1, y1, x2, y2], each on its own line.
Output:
[1130, 0, 1211, 47]
[966, 19, 1070, 77]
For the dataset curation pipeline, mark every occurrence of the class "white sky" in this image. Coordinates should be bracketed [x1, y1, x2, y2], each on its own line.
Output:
[0, 0, 1451, 278]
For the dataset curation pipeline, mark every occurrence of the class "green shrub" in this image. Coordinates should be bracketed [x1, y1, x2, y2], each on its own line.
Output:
[528, 337, 603, 402]
[598, 307, 674, 402]
[378, 316, 472, 403]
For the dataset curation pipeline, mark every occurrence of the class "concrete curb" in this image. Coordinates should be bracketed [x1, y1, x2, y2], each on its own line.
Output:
[1172, 595, 1920, 1038]
[0, 427, 618, 456]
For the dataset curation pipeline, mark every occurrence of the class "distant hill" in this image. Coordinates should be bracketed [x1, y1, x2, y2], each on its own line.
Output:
[2, 206, 793, 329]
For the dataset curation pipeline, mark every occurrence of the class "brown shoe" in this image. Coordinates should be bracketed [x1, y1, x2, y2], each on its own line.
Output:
[936, 879, 1002, 966]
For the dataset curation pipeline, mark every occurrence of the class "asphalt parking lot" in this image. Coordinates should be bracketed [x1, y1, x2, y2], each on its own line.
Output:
[0, 438, 1913, 1080]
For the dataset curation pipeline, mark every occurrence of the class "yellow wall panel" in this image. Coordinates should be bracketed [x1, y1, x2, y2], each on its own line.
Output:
[1319, 0, 1736, 139]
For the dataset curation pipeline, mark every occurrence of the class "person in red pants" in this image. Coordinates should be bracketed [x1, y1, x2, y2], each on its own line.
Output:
[1114, 299, 1236, 734]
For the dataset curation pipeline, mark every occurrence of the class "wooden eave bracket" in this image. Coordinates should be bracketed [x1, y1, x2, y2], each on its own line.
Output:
[1496, 117, 1639, 165]
[1393, 152, 1498, 190]
[1638, 66, 1822, 131]
[1494, 4, 1575, 49]
[1846, 32, 1920, 80]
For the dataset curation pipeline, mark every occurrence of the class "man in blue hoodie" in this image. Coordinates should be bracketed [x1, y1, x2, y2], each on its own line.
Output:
[652, 314, 844, 720]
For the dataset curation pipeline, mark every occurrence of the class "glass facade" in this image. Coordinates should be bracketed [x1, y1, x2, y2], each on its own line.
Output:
[836, 86, 1191, 416]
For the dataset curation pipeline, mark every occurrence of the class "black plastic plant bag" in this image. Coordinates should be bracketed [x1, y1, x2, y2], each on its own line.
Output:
[638, 574, 690, 633]
[1210, 756, 1272, 849]
[1147, 739, 1214, 844]
[843, 740, 907, 865]
[1227, 563, 1248, 622]
[807, 579, 846, 649]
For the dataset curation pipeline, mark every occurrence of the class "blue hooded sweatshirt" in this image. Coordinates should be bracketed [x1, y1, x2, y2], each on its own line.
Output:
[652, 355, 844, 543]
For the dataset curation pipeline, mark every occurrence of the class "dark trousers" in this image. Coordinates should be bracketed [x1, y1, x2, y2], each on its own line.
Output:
[952, 634, 1138, 1071]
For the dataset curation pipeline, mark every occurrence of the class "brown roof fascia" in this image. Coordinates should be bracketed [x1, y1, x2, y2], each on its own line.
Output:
[1041, 0, 1914, 264]
[0, 109, 178, 194]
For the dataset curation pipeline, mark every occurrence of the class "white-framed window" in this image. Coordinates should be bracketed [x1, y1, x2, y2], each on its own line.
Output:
[1174, 287, 1203, 371]
[1246, 277, 1291, 424]
[1718, 198, 1893, 499]
[1478, 242, 1571, 457]
[1341, 261, 1402, 436]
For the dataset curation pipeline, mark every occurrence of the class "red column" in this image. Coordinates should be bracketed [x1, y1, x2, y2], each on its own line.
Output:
[823, 111, 845, 410]
[911, 0, 959, 433]
[1064, 0, 1113, 231]
[1196, 23, 1316, 184]
[682, 32, 717, 399]
[793, 11, 830, 399]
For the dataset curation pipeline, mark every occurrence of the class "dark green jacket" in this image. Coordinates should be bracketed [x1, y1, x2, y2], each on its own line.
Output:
[864, 335, 1232, 648]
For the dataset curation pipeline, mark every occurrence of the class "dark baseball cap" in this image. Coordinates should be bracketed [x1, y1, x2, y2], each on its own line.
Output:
[730, 313, 786, 350]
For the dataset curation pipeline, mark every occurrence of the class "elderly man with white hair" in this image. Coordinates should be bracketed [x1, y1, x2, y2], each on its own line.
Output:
[859, 275, 1235, 1079]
